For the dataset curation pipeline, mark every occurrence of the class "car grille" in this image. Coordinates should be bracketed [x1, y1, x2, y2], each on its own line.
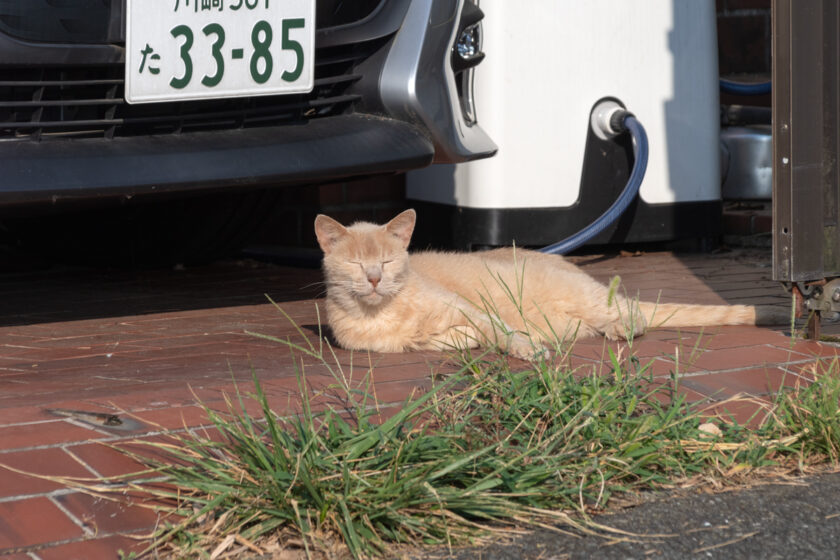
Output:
[0, 0, 388, 141]
[0, 38, 386, 141]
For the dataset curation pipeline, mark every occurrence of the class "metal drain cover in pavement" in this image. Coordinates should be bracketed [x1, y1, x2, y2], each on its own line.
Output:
[46, 408, 145, 431]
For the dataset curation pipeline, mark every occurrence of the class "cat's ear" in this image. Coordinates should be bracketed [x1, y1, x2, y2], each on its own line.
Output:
[314, 214, 349, 254]
[385, 209, 416, 249]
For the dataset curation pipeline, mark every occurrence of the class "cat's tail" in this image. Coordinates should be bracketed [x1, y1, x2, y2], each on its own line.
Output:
[637, 302, 788, 328]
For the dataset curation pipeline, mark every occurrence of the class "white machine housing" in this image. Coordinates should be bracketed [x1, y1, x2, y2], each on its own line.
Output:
[407, 0, 720, 247]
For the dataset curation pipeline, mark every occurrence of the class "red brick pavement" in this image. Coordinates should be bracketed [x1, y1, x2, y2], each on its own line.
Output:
[0, 250, 838, 558]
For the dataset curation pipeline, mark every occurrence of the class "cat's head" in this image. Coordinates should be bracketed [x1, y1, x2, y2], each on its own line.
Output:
[314, 209, 415, 307]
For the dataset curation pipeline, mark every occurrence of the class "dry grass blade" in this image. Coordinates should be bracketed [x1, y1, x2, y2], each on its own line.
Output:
[209, 534, 236, 560]
[691, 531, 759, 553]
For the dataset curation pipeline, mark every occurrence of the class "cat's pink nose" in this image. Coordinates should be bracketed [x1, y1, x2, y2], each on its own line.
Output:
[368, 276, 380, 289]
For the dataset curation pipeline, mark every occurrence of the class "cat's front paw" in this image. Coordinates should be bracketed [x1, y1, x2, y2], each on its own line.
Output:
[505, 333, 549, 362]
[602, 312, 648, 340]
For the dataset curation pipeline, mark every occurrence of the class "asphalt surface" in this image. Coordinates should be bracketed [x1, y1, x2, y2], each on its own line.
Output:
[413, 472, 840, 559]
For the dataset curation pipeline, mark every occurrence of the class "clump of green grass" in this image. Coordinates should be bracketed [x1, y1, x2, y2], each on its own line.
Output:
[94, 313, 840, 560]
[759, 360, 840, 464]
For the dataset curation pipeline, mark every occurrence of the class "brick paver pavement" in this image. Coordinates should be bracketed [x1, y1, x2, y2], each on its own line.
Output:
[1, 249, 838, 558]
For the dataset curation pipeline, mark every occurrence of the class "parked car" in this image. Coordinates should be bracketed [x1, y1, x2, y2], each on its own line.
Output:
[0, 0, 494, 264]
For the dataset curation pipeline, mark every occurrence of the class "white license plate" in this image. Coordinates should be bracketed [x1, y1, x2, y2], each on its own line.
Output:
[125, 0, 315, 104]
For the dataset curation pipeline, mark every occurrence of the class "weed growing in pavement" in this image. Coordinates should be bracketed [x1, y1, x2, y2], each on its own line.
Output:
[85, 305, 840, 559]
[10, 273, 838, 560]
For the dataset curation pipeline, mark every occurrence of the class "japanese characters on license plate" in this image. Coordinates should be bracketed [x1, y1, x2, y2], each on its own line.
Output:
[125, 0, 315, 104]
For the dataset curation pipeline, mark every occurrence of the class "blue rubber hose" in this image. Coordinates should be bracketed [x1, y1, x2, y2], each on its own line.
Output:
[540, 113, 649, 255]
[719, 79, 771, 96]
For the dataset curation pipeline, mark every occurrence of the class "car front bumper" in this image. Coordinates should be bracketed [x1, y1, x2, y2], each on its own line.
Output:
[0, 114, 434, 206]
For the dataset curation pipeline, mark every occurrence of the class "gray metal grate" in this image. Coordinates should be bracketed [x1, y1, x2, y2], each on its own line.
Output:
[0, 38, 388, 141]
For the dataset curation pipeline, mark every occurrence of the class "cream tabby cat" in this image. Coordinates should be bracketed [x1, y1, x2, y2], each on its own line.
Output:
[314, 209, 785, 360]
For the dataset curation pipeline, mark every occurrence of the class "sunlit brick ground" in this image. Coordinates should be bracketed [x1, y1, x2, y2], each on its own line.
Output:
[1, 248, 838, 558]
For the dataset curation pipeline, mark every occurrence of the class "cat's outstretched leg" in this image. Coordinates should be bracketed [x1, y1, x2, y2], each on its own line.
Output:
[460, 308, 549, 361]
[600, 297, 648, 340]
[500, 329, 549, 361]
[552, 288, 647, 341]
[423, 324, 543, 361]
[427, 304, 548, 361]
[425, 325, 482, 353]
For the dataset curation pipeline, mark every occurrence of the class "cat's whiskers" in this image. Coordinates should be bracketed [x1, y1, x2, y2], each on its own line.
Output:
[301, 280, 330, 299]
[300, 280, 326, 291]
